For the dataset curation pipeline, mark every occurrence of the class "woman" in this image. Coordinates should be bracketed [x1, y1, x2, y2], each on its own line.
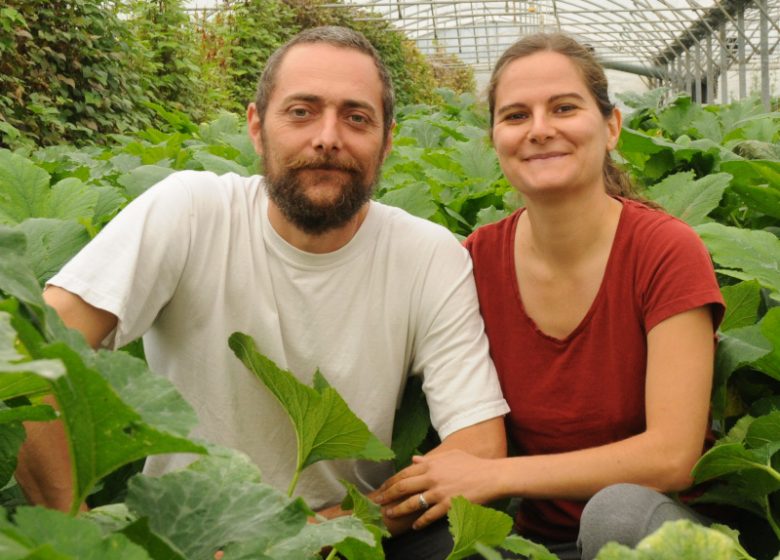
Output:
[378, 33, 724, 559]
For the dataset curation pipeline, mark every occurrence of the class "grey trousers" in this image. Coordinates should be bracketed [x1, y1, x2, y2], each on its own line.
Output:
[383, 483, 706, 560]
[577, 483, 711, 560]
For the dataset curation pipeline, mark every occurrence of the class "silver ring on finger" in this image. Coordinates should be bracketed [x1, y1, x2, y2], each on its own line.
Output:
[418, 493, 429, 510]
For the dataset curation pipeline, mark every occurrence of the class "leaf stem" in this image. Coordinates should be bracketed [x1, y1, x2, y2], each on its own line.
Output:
[765, 498, 780, 542]
[287, 467, 301, 498]
[324, 548, 338, 560]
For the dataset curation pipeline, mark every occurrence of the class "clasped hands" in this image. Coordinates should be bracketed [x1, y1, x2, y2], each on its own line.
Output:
[375, 449, 497, 530]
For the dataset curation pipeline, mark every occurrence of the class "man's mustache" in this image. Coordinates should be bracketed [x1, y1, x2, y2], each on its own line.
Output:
[286, 154, 361, 173]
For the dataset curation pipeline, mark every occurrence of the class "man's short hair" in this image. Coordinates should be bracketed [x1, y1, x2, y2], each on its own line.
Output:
[255, 26, 395, 138]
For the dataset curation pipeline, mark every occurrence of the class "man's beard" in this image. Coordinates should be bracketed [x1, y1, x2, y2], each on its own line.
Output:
[263, 148, 381, 236]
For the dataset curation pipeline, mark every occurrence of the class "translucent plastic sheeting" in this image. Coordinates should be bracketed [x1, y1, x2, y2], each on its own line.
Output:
[326, 0, 779, 104]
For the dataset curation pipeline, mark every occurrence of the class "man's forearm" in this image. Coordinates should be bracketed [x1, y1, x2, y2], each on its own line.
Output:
[15, 395, 82, 512]
[430, 417, 507, 459]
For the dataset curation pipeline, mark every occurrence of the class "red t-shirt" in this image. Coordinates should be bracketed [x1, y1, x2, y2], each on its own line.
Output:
[464, 198, 725, 542]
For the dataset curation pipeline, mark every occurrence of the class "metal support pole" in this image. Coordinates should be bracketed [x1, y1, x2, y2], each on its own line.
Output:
[720, 24, 729, 104]
[707, 35, 714, 105]
[694, 42, 703, 103]
[737, 2, 747, 99]
[685, 48, 692, 98]
[759, 0, 770, 110]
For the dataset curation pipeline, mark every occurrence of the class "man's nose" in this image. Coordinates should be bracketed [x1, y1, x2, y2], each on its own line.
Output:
[312, 111, 342, 151]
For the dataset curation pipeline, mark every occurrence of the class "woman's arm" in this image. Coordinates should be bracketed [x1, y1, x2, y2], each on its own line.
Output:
[378, 306, 715, 529]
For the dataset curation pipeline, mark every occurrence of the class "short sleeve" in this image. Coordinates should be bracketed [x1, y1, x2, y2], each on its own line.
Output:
[411, 229, 509, 439]
[638, 216, 725, 333]
[46, 172, 194, 348]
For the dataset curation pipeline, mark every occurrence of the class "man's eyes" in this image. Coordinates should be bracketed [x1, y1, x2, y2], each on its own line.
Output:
[347, 113, 369, 124]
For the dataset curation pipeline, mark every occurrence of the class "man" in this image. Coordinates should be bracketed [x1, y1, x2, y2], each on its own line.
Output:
[16, 26, 508, 558]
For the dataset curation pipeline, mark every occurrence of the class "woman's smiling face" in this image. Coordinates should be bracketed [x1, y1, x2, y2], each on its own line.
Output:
[491, 50, 621, 200]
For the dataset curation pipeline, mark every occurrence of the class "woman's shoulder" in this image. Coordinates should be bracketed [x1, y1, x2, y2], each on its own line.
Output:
[465, 209, 522, 252]
[619, 198, 703, 246]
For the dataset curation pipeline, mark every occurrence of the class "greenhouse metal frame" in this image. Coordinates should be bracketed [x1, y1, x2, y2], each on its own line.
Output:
[323, 0, 779, 107]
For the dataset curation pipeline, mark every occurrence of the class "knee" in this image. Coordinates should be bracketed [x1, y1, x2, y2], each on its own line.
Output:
[577, 484, 670, 560]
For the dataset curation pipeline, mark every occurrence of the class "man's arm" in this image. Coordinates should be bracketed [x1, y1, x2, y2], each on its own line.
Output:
[429, 416, 506, 460]
[14, 286, 118, 511]
[316, 417, 506, 535]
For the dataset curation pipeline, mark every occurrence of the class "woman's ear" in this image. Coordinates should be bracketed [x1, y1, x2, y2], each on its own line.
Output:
[606, 107, 623, 152]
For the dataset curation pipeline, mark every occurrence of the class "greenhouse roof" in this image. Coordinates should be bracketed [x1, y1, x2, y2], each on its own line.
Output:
[324, 0, 779, 102]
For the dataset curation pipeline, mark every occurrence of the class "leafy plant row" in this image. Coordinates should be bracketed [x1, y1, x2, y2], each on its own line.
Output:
[0, 90, 779, 558]
[0, 0, 475, 149]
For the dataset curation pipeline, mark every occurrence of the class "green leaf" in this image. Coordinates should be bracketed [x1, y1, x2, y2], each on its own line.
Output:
[0, 311, 65, 400]
[0, 227, 48, 313]
[446, 496, 514, 560]
[258, 517, 375, 560]
[0, 422, 26, 489]
[722, 159, 780, 184]
[191, 152, 250, 176]
[0, 404, 56, 424]
[452, 138, 499, 182]
[391, 375, 431, 470]
[47, 178, 100, 222]
[333, 480, 387, 560]
[712, 325, 772, 421]
[37, 341, 206, 512]
[88, 350, 199, 438]
[692, 475, 771, 517]
[696, 223, 780, 298]
[340, 480, 388, 535]
[692, 442, 777, 482]
[16, 218, 90, 284]
[472, 542, 507, 560]
[499, 534, 559, 560]
[646, 171, 730, 226]
[117, 166, 176, 199]
[475, 206, 510, 228]
[755, 308, 780, 381]
[228, 333, 394, 487]
[119, 517, 187, 560]
[745, 410, 780, 449]
[91, 186, 126, 225]
[0, 506, 152, 560]
[634, 519, 742, 559]
[0, 150, 51, 225]
[127, 453, 304, 560]
[126, 451, 374, 560]
[378, 183, 439, 220]
[720, 281, 762, 332]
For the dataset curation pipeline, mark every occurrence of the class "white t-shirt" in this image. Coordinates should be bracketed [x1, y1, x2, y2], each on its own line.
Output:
[49, 171, 509, 508]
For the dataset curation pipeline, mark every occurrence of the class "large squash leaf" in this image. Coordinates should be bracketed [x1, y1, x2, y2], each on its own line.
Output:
[228, 332, 394, 495]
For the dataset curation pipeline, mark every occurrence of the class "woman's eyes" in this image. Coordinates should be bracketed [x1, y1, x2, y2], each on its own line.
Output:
[505, 112, 529, 121]
[504, 104, 578, 121]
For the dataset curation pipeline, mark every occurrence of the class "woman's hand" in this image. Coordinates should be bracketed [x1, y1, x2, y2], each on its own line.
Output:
[376, 450, 502, 529]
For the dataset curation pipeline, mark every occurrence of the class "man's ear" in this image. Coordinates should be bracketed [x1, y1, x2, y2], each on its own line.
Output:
[247, 103, 264, 156]
[381, 120, 396, 162]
